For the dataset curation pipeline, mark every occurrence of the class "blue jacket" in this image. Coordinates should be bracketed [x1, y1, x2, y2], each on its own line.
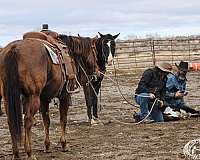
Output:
[165, 74, 186, 98]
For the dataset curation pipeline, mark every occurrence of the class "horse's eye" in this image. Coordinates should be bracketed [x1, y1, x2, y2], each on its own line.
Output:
[110, 41, 115, 46]
[104, 40, 109, 43]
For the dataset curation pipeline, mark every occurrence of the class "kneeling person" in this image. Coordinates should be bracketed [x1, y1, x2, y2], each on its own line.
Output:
[134, 62, 173, 123]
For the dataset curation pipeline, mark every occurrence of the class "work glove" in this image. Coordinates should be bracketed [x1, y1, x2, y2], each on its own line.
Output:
[149, 93, 155, 99]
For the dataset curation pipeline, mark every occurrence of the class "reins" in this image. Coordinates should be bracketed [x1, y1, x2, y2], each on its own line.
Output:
[77, 59, 98, 98]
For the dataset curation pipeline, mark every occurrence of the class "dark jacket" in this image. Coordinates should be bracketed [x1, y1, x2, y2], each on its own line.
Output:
[135, 67, 167, 99]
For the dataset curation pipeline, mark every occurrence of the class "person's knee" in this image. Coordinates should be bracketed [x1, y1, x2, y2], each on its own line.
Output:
[151, 111, 164, 122]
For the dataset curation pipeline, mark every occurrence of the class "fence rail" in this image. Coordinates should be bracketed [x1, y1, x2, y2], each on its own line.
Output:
[107, 37, 200, 72]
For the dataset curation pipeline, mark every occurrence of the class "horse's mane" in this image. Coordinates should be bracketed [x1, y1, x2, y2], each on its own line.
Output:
[59, 34, 95, 58]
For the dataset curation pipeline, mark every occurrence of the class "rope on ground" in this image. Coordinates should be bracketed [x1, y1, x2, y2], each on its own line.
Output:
[113, 60, 138, 107]
[98, 69, 160, 124]
[102, 98, 158, 125]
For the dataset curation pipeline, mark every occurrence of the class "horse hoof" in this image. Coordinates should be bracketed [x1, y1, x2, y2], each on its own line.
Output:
[89, 118, 96, 125]
[44, 149, 51, 153]
[26, 155, 37, 160]
[44, 144, 51, 153]
[61, 140, 66, 149]
[95, 118, 103, 125]
[90, 118, 103, 126]
[61, 144, 70, 152]
[12, 155, 19, 160]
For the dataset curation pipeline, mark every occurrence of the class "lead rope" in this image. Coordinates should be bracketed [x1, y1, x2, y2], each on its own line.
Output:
[112, 59, 138, 107]
[99, 87, 102, 112]
[98, 70, 158, 125]
[77, 52, 157, 124]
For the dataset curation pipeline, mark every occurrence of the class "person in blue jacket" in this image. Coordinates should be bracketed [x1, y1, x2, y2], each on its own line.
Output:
[165, 61, 199, 114]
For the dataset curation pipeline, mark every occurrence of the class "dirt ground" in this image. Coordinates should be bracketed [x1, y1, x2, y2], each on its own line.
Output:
[0, 71, 200, 160]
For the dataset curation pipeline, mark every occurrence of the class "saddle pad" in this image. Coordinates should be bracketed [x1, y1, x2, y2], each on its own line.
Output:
[44, 44, 59, 64]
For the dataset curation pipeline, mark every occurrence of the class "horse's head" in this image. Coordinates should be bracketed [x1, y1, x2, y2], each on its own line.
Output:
[97, 32, 120, 70]
[59, 34, 99, 76]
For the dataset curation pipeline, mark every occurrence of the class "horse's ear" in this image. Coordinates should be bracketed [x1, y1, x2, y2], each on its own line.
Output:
[113, 33, 120, 39]
[94, 35, 98, 39]
[98, 32, 104, 37]
[92, 35, 98, 40]
[78, 34, 81, 37]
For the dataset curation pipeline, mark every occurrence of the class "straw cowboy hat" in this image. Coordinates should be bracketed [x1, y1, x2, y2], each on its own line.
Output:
[175, 61, 189, 72]
[156, 62, 173, 73]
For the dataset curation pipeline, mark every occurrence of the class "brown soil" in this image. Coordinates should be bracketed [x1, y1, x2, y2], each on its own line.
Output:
[0, 71, 200, 160]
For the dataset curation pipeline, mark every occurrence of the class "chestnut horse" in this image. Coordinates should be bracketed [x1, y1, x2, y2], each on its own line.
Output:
[59, 33, 119, 124]
[0, 37, 98, 159]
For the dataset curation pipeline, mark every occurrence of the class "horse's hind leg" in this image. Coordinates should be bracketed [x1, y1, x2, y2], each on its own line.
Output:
[4, 100, 20, 159]
[40, 99, 51, 152]
[23, 95, 40, 158]
[59, 92, 70, 151]
[0, 95, 4, 115]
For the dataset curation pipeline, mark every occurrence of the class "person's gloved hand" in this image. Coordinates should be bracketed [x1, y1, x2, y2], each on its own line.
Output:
[175, 91, 184, 98]
[158, 100, 167, 111]
[149, 93, 155, 99]
[158, 100, 164, 108]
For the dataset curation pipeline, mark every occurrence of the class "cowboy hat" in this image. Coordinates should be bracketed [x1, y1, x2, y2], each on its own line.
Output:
[156, 62, 173, 73]
[42, 24, 48, 31]
[175, 61, 188, 72]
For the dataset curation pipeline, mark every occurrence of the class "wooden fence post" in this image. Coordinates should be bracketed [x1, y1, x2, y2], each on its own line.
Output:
[151, 39, 156, 66]
[170, 40, 173, 64]
[188, 37, 191, 61]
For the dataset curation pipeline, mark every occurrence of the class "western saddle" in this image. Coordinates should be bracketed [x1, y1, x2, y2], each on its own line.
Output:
[23, 30, 77, 94]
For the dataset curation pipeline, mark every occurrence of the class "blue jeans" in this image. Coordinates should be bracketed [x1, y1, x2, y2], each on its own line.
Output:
[135, 93, 164, 122]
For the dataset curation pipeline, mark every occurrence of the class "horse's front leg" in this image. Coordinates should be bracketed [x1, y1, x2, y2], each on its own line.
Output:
[58, 92, 70, 151]
[24, 95, 40, 158]
[91, 81, 102, 119]
[40, 100, 51, 152]
[83, 85, 93, 124]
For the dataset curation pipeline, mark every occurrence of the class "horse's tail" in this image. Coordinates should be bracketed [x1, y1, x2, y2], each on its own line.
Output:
[4, 45, 22, 142]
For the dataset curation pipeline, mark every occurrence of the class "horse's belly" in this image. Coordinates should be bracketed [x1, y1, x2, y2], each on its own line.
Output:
[41, 75, 64, 99]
